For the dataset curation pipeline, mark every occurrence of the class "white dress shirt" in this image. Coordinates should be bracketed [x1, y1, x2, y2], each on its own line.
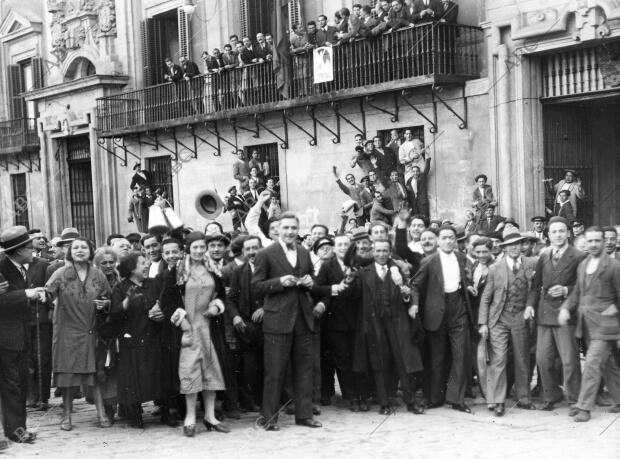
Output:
[148, 260, 161, 278]
[473, 263, 489, 289]
[375, 262, 388, 280]
[439, 250, 460, 293]
[586, 256, 600, 275]
[505, 256, 521, 272]
[279, 239, 298, 267]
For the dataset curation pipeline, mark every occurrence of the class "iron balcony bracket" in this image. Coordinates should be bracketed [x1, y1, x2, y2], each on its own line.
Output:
[113, 137, 140, 164]
[230, 117, 259, 140]
[142, 131, 177, 161]
[364, 93, 399, 123]
[331, 102, 366, 139]
[171, 127, 198, 161]
[432, 85, 467, 130]
[312, 105, 340, 144]
[400, 90, 438, 134]
[29, 152, 41, 172]
[204, 121, 237, 155]
[283, 108, 316, 146]
[254, 114, 289, 150]
[97, 137, 128, 167]
[189, 124, 219, 157]
[15, 155, 32, 172]
[136, 132, 159, 150]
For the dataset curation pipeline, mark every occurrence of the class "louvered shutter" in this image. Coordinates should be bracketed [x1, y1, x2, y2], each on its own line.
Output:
[142, 19, 164, 86]
[240, 0, 249, 39]
[178, 7, 191, 61]
[141, 20, 152, 86]
[288, 0, 301, 28]
[32, 57, 44, 89]
[7, 64, 24, 118]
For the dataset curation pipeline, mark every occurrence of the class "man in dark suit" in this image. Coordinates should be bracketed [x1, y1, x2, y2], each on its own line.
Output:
[411, 225, 476, 412]
[554, 190, 575, 224]
[412, 0, 443, 23]
[163, 57, 182, 82]
[559, 226, 620, 422]
[243, 179, 264, 207]
[28, 230, 54, 262]
[344, 238, 425, 415]
[226, 236, 264, 413]
[317, 15, 337, 45]
[253, 33, 273, 61]
[0, 226, 45, 444]
[478, 229, 537, 416]
[525, 216, 586, 411]
[386, 171, 409, 212]
[315, 235, 368, 412]
[407, 155, 432, 219]
[439, 0, 459, 23]
[372, 136, 399, 181]
[476, 205, 505, 236]
[252, 212, 324, 430]
[25, 252, 50, 411]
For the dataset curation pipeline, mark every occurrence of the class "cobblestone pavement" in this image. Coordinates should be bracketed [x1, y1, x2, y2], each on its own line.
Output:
[3, 394, 619, 459]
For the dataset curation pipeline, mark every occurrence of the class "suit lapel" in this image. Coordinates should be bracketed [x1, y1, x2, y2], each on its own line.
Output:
[434, 254, 444, 291]
[273, 243, 294, 274]
[550, 247, 575, 283]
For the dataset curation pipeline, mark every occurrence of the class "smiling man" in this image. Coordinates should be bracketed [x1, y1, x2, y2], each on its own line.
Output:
[141, 234, 163, 279]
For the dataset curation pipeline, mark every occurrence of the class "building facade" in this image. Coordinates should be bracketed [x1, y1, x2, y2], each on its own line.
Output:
[0, 1, 615, 243]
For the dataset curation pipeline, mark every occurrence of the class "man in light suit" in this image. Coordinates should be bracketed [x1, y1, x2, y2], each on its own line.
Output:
[252, 212, 324, 430]
[0, 226, 46, 444]
[525, 216, 586, 411]
[411, 225, 476, 412]
[559, 226, 620, 421]
[479, 229, 537, 416]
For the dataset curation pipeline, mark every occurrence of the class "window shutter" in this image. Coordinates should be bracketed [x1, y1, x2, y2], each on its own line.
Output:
[240, 0, 249, 39]
[7, 64, 24, 119]
[32, 57, 44, 89]
[288, 0, 301, 28]
[142, 19, 164, 86]
[177, 7, 191, 61]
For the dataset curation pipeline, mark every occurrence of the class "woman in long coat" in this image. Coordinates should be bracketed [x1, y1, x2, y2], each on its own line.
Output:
[45, 238, 112, 430]
[111, 251, 163, 428]
[160, 232, 232, 437]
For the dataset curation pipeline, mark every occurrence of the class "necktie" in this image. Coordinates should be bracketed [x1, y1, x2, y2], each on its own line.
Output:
[286, 243, 295, 251]
[19, 265, 27, 281]
[552, 250, 560, 268]
[379, 265, 387, 280]
[249, 262, 255, 273]
[513, 262, 519, 275]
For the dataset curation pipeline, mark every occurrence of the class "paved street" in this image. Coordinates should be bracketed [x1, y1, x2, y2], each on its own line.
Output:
[3, 395, 620, 458]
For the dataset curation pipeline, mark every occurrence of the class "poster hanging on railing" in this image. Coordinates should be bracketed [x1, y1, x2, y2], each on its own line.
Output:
[313, 46, 333, 83]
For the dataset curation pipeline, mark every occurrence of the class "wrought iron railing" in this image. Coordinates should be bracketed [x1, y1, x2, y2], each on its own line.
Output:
[0, 118, 39, 152]
[97, 23, 483, 134]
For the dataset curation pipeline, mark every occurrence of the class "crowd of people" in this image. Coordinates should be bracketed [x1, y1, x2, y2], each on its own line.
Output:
[160, 0, 460, 113]
[1, 142, 620, 446]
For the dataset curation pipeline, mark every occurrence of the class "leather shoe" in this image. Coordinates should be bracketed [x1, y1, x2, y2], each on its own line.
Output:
[494, 403, 505, 417]
[568, 405, 580, 417]
[183, 425, 195, 437]
[537, 401, 555, 411]
[407, 403, 424, 415]
[574, 409, 591, 422]
[359, 400, 370, 412]
[426, 402, 443, 409]
[516, 401, 536, 410]
[451, 403, 472, 413]
[9, 431, 36, 443]
[295, 418, 322, 428]
[608, 404, 620, 413]
[349, 399, 360, 412]
[379, 406, 391, 415]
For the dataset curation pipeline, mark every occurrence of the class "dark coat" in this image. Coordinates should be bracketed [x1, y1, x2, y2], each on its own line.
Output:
[412, 0, 443, 22]
[387, 6, 413, 29]
[226, 262, 263, 345]
[406, 156, 431, 212]
[527, 245, 586, 326]
[316, 256, 357, 332]
[344, 262, 423, 374]
[321, 25, 338, 44]
[563, 253, 620, 340]
[394, 227, 424, 275]
[164, 64, 183, 82]
[159, 265, 233, 390]
[111, 278, 162, 404]
[476, 215, 504, 235]
[373, 147, 399, 180]
[411, 250, 474, 332]
[27, 257, 50, 325]
[205, 55, 225, 72]
[252, 242, 319, 334]
[0, 257, 33, 351]
[440, 0, 459, 23]
[554, 201, 575, 223]
[129, 170, 152, 190]
[182, 60, 201, 78]
[253, 42, 273, 60]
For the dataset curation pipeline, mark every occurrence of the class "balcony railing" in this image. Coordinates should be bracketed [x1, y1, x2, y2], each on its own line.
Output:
[97, 23, 483, 135]
[0, 118, 39, 154]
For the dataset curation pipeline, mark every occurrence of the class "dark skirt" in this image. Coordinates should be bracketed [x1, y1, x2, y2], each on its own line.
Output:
[116, 341, 161, 405]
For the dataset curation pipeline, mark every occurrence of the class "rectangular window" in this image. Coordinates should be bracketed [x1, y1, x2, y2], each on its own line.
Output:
[66, 136, 96, 243]
[11, 173, 29, 228]
[377, 125, 425, 148]
[244, 142, 280, 185]
[240, 0, 274, 40]
[146, 156, 174, 206]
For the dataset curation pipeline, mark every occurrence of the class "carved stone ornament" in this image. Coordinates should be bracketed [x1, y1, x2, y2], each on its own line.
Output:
[599, 43, 620, 88]
[97, 0, 116, 36]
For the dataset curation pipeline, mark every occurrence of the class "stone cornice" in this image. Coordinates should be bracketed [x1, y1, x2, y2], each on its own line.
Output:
[24, 74, 129, 101]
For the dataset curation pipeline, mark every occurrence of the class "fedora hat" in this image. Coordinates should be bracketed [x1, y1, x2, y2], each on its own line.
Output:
[499, 227, 527, 246]
[58, 227, 80, 245]
[0, 226, 35, 252]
